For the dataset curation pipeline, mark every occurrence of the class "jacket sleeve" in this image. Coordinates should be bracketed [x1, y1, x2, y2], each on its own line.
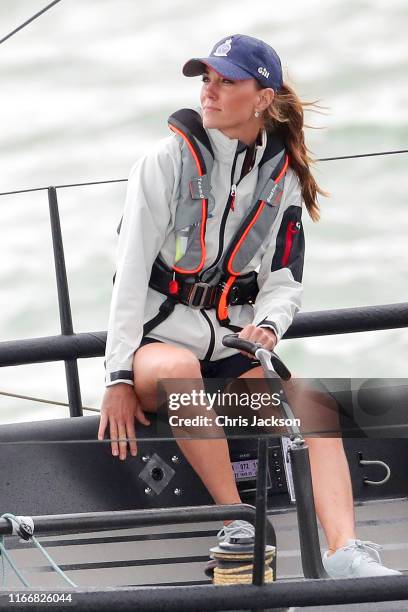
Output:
[252, 168, 305, 342]
[105, 136, 180, 387]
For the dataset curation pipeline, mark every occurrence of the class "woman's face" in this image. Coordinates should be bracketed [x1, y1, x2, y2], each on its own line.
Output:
[200, 67, 272, 144]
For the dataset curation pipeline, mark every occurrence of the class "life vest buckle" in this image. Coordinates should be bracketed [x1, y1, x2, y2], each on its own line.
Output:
[186, 282, 213, 309]
[229, 284, 240, 305]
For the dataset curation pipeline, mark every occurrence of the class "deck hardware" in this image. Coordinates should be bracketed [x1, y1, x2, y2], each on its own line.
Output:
[358, 452, 391, 486]
[139, 453, 176, 495]
[151, 467, 164, 481]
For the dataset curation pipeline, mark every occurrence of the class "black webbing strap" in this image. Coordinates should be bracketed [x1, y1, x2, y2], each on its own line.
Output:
[143, 259, 259, 336]
[149, 259, 258, 309]
[143, 297, 178, 337]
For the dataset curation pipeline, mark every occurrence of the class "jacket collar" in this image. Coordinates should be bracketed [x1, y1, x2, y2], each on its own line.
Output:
[195, 107, 267, 167]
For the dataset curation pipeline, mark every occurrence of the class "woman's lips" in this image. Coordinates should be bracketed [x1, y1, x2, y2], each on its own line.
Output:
[203, 106, 220, 112]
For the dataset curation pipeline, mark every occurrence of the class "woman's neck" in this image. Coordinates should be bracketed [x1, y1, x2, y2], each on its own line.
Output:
[220, 120, 262, 146]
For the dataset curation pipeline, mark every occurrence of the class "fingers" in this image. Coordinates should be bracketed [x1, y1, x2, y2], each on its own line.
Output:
[135, 405, 150, 427]
[239, 324, 277, 354]
[97, 388, 152, 461]
[97, 411, 108, 442]
[110, 421, 137, 460]
[262, 331, 277, 352]
[126, 419, 137, 457]
[109, 418, 119, 457]
[118, 424, 128, 461]
[107, 419, 139, 460]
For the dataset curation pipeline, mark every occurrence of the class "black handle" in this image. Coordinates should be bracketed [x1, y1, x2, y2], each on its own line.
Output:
[222, 333, 291, 380]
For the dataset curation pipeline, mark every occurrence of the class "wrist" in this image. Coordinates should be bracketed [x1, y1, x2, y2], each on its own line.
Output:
[105, 382, 134, 394]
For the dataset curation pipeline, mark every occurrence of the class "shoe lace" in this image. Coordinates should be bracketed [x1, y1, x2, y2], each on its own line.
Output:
[344, 539, 382, 566]
[217, 520, 254, 542]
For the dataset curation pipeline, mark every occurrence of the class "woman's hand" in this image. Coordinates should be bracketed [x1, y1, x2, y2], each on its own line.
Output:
[98, 383, 150, 460]
[238, 324, 277, 357]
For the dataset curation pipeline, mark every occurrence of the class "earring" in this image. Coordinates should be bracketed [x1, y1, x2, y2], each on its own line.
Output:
[254, 110, 260, 118]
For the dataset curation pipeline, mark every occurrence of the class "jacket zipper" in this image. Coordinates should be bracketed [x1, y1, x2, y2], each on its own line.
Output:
[201, 310, 215, 361]
[202, 152, 240, 282]
[200, 146, 256, 358]
[229, 184, 237, 211]
[282, 220, 300, 266]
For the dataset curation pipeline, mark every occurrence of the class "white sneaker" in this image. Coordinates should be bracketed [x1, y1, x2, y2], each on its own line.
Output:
[323, 538, 402, 579]
[217, 519, 255, 547]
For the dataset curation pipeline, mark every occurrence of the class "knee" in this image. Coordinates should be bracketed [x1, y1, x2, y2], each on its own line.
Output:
[156, 349, 201, 380]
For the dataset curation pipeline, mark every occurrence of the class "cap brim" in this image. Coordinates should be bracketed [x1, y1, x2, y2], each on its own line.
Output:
[182, 57, 253, 81]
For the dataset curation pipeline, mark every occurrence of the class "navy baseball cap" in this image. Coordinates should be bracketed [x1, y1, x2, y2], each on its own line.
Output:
[183, 34, 283, 91]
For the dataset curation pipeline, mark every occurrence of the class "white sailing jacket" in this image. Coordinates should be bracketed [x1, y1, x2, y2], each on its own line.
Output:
[105, 113, 305, 386]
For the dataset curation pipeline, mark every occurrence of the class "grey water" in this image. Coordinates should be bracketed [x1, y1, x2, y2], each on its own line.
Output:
[0, 0, 407, 423]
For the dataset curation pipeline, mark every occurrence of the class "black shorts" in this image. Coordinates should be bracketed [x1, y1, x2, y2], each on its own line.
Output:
[138, 336, 260, 381]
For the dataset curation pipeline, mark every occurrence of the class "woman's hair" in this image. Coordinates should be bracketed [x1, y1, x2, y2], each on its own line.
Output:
[260, 82, 326, 222]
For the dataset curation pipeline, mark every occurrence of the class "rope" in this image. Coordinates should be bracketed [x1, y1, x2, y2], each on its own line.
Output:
[214, 565, 273, 585]
[210, 548, 275, 586]
[0, 148, 407, 198]
[0, 514, 77, 588]
[0, 390, 99, 413]
[0, 537, 30, 587]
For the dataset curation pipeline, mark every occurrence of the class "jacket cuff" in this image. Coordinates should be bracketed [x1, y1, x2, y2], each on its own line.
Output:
[105, 369, 134, 387]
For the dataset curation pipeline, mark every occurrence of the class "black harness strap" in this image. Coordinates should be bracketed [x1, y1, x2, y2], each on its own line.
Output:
[143, 296, 178, 337]
[148, 258, 258, 309]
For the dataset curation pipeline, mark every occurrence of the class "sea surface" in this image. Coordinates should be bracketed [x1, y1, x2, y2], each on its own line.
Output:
[0, 0, 407, 423]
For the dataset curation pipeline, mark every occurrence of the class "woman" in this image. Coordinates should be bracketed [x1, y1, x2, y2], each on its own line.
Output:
[98, 34, 399, 579]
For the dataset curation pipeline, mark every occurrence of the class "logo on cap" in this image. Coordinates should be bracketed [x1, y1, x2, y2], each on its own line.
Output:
[258, 66, 270, 79]
[213, 38, 232, 57]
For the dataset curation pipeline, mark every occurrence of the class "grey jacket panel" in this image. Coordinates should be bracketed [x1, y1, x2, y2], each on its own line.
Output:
[105, 125, 304, 386]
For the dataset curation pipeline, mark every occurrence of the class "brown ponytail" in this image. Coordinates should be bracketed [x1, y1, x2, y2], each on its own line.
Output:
[261, 82, 327, 222]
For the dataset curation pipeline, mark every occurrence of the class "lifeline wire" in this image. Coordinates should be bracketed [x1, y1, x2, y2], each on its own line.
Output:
[0, 0, 63, 46]
[318, 149, 408, 161]
[0, 390, 99, 413]
[0, 148, 407, 197]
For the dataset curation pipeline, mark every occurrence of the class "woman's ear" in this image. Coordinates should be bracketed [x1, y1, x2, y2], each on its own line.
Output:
[259, 88, 275, 111]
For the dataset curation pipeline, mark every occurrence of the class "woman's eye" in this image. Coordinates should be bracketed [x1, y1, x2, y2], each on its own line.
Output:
[201, 75, 234, 84]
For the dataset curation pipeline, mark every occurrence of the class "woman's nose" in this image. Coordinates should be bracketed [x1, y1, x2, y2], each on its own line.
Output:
[205, 80, 218, 99]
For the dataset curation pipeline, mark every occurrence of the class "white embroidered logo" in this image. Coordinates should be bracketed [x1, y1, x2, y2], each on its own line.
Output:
[213, 38, 232, 57]
[267, 184, 277, 203]
[196, 177, 204, 199]
[258, 66, 270, 79]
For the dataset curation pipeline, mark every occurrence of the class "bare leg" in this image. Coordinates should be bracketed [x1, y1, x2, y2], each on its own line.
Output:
[133, 343, 241, 506]
[306, 437, 356, 553]
[239, 368, 356, 552]
[176, 438, 241, 505]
